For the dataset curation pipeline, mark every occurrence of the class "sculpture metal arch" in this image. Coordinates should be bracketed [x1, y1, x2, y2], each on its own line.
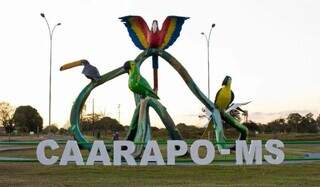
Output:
[68, 48, 247, 152]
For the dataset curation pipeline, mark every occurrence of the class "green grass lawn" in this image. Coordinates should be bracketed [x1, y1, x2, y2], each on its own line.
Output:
[0, 162, 319, 187]
[0, 134, 319, 186]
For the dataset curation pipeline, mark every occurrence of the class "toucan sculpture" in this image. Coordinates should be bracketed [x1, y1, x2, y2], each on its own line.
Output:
[60, 59, 101, 81]
[119, 15, 189, 93]
[123, 60, 159, 99]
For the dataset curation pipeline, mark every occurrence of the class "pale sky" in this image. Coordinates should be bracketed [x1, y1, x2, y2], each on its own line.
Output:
[0, 0, 319, 128]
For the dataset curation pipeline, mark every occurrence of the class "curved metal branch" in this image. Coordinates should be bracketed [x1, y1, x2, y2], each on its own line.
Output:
[134, 49, 248, 150]
[69, 67, 126, 149]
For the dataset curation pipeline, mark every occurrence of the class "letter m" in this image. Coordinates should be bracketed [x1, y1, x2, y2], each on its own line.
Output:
[236, 140, 262, 165]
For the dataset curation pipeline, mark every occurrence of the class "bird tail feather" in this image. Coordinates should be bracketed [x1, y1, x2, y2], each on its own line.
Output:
[148, 91, 160, 100]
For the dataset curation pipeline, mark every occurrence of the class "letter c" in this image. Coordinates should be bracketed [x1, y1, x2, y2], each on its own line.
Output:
[36, 139, 59, 165]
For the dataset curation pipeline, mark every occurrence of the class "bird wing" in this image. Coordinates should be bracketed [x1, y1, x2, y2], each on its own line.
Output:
[159, 16, 189, 50]
[229, 91, 235, 107]
[82, 64, 100, 80]
[226, 101, 251, 113]
[138, 75, 159, 99]
[119, 16, 150, 50]
[214, 88, 222, 104]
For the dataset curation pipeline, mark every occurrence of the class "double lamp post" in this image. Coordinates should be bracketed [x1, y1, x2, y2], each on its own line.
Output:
[40, 13, 61, 134]
[201, 23, 215, 100]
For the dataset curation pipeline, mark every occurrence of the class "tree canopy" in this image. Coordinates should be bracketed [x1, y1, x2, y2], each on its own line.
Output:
[0, 102, 15, 133]
[81, 115, 124, 132]
[13, 105, 43, 133]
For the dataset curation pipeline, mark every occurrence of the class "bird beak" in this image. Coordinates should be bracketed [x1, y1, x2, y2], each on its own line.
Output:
[222, 76, 229, 86]
[123, 61, 131, 73]
[60, 60, 83, 71]
[152, 20, 158, 33]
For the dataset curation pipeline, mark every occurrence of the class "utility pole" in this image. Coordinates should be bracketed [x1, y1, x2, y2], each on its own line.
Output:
[118, 104, 121, 123]
[92, 98, 95, 137]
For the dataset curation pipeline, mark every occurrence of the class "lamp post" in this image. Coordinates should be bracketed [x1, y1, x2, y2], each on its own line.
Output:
[201, 23, 215, 99]
[40, 13, 61, 134]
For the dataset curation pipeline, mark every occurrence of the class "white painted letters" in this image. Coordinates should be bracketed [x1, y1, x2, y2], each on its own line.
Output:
[36, 139, 285, 166]
[36, 139, 59, 165]
[86, 140, 111, 165]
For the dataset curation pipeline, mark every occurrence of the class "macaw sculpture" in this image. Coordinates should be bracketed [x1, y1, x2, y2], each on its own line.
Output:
[62, 16, 250, 155]
[119, 15, 189, 93]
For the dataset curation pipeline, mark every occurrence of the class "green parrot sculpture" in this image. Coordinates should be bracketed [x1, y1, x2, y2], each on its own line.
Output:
[123, 60, 160, 99]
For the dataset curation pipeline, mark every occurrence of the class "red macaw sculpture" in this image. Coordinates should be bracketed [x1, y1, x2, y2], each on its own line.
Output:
[119, 15, 189, 93]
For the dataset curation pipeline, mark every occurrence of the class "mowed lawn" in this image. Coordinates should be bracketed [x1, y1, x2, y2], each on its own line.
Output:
[1, 134, 319, 186]
[0, 162, 319, 187]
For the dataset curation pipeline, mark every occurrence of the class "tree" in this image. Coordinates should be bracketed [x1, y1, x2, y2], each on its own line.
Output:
[81, 113, 103, 129]
[95, 117, 124, 132]
[80, 113, 103, 132]
[0, 102, 15, 133]
[43, 124, 59, 134]
[13, 105, 43, 133]
[266, 118, 286, 133]
[300, 113, 317, 133]
[176, 123, 205, 139]
[243, 120, 260, 133]
[287, 113, 303, 133]
[80, 103, 87, 122]
[80, 114, 125, 138]
[317, 114, 320, 131]
[58, 127, 69, 135]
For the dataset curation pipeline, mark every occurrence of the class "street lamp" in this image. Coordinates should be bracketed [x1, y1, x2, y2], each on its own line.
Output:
[201, 23, 215, 99]
[40, 13, 61, 134]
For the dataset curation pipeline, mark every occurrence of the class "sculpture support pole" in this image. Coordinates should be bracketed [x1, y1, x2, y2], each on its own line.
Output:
[152, 54, 159, 93]
[126, 103, 141, 141]
[127, 97, 183, 157]
[132, 98, 150, 157]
